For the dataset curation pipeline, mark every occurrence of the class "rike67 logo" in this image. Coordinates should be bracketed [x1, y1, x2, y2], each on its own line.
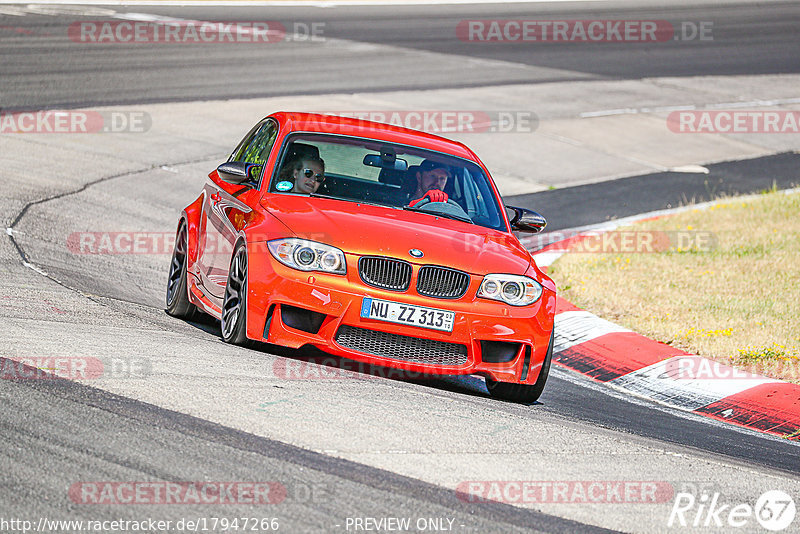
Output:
[669, 490, 796, 530]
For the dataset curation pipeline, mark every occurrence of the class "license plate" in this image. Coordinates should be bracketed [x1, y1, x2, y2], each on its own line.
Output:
[360, 297, 455, 332]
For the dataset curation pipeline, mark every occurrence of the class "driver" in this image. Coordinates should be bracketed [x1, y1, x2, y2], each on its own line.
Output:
[279, 156, 326, 194]
[408, 160, 451, 207]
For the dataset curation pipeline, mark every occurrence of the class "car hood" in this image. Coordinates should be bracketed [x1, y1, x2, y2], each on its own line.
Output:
[261, 195, 532, 275]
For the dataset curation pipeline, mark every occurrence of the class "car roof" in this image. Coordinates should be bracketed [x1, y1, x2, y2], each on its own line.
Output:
[270, 112, 479, 161]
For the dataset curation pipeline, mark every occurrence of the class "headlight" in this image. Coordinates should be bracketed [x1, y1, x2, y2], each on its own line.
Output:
[478, 274, 542, 306]
[267, 239, 346, 274]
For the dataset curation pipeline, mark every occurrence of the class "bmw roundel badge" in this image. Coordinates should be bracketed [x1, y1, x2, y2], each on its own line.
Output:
[409, 249, 424, 258]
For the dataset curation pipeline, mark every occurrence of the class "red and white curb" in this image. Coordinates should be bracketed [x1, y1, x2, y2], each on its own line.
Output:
[550, 297, 800, 440]
[529, 199, 800, 441]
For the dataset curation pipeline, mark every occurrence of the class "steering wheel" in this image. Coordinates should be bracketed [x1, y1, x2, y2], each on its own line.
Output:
[411, 196, 460, 209]
[410, 197, 472, 221]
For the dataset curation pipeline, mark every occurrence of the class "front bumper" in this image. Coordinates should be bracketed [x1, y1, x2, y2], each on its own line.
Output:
[246, 248, 556, 384]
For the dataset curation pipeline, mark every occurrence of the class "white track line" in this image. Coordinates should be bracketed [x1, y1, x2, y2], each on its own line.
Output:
[580, 97, 800, 118]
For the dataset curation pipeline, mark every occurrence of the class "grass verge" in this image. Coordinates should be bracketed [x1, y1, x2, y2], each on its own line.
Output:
[548, 189, 800, 383]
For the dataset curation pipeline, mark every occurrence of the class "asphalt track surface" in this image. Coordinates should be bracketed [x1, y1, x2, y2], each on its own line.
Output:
[0, 0, 798, 109]
[2, 1, 800, 533]
[510, 152, 800, 231]
[1, 364, 611, 533]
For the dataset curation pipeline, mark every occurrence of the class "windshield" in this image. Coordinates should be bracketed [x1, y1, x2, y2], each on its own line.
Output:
[268, 133, 507, 231]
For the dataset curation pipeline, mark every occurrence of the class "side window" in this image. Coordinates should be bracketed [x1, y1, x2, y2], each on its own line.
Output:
[230, 120, 279, 184]
[230, 122, 261, 162]
[242, 122, 278, 165]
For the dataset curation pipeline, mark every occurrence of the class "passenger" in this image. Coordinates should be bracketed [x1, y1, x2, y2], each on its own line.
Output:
[279, 156, 326, 194]
[408, 159, 451, 206]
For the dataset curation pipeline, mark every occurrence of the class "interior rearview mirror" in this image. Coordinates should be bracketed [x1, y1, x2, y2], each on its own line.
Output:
[363, 154, 408, 171]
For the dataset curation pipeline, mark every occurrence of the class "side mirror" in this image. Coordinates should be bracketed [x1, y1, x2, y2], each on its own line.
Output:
[217, 162, 261, 185]
[506, 205, 546, 233]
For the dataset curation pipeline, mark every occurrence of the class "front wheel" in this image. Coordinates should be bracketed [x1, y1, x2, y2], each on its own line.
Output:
[487, 329, 554, 404]
[166, 220, 197, 319]
[221, 243, 250, 345]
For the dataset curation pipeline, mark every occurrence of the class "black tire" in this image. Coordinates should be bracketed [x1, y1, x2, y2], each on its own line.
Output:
[166, 221, 197, 319]
[487, 329, 554, 404]
[221, 243, 249, 345]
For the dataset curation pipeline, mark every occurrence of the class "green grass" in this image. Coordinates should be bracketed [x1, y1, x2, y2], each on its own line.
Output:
[548, 190, 800, 382]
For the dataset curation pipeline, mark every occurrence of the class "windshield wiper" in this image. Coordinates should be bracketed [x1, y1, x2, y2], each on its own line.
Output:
[309, 192, 351, 202]
[309, 192, 398, 209]
[403, 205, 474, 224]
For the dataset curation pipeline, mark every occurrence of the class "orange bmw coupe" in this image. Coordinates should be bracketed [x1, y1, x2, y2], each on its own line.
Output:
[167, 112, 556, 402]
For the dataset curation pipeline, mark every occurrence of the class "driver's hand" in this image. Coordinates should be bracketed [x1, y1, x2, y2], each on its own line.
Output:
[410, 189, 448, 207]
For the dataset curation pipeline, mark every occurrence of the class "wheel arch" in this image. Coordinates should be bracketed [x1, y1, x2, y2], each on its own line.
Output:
[182, 193, 204, 264]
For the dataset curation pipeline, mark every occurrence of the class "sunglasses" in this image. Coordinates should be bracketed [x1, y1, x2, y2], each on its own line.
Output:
[302, 168, 325, 183]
